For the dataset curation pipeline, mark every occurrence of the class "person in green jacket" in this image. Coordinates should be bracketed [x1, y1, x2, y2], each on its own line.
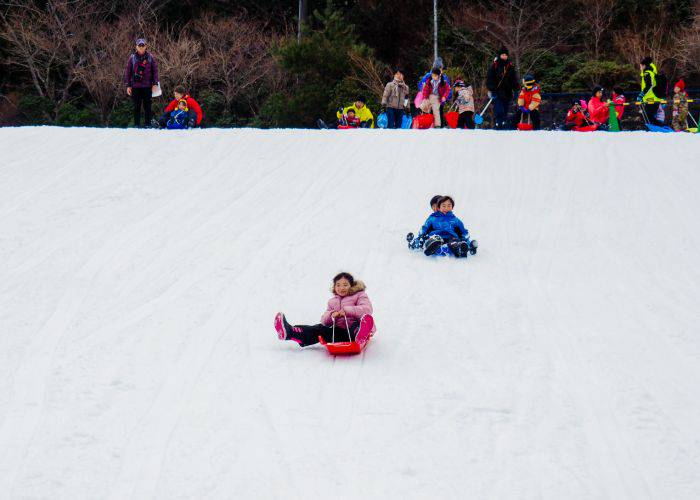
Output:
[337, 97, 374, 128]
[639, 56, 663, 126]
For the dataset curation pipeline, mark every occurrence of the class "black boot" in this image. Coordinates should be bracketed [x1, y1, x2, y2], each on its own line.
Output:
[424, 235, 443, 256]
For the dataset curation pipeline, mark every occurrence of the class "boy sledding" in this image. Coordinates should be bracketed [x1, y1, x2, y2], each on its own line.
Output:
[407, 195, 477, 258]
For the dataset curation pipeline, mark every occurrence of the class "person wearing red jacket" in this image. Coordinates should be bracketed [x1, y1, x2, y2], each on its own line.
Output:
[612, 87, 626, 120]
[419, 68, 451, 127]
[564, 101, 590, 130]
[587, 86, 609, 125]
[159, 85, 204, 128]
[513, 74, 542, 129]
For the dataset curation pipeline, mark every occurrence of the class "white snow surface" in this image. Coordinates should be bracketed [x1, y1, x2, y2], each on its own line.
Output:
[1, 127, 700, 500]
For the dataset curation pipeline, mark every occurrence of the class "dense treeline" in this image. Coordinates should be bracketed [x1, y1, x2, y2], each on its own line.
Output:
[1, 0, 698, 127]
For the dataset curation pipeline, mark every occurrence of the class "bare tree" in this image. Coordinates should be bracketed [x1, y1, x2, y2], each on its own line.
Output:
[0, 0, 96, 119]
[448, 0, 574, 76]
[612, 8, 679, 78]
[577, 0, 616, 58]
[347, 48, 389, 102]
[676, 0, 700, 76]
[192, 15, 280, 114]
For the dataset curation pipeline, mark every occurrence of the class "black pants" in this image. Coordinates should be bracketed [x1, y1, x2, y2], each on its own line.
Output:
[131, 87, 153, 127]
[457, 111, 474, 129]
[513, 109, 541, 130]
[644, 102, 662, 126]
[493, 97, 511, 129]
[288, 323, 359, 347]
[424, 236, 468, 257]
[385, 107, 403, 129]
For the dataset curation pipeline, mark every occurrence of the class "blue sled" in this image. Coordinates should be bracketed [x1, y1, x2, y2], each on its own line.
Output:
[646, 124, 674, 133]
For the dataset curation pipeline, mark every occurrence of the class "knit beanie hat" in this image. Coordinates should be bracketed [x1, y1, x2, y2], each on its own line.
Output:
[498, 46, 509, 57]
[675, 79, 686, 91]
[641, 56, 653, 66]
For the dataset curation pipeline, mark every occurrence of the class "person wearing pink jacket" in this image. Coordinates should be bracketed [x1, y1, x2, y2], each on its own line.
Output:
[419, 68, 451, 128]
[274, 272, 376, 347]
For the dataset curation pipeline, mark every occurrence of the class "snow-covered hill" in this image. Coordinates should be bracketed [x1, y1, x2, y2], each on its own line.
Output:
[1, 127, 699, 499]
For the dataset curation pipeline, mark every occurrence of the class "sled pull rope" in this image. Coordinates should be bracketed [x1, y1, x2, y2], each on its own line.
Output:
[344, 315, 352, 342]
[331, 319, 336, 344]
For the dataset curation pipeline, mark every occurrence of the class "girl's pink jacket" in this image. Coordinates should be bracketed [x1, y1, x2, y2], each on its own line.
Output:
[321, 280, 376, 333]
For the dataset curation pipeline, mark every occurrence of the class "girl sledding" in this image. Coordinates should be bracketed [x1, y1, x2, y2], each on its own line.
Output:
[274, 272, 375, 354]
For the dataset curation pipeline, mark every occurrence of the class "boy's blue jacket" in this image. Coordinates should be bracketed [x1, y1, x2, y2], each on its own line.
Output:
[166, 109, 191, 129]
[419, 211, 468, 240]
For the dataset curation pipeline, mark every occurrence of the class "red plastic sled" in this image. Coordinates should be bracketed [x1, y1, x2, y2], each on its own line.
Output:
[517, 114, 533, 131]
[572, 124, 598, 132]
[412, 113, 435, 129]
[444, 111, 459, 129]
[319, 315, 374, 355]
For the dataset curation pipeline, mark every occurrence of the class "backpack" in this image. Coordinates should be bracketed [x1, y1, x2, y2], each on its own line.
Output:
[654, 72, 668, 99]
[130, 53, 153, 83]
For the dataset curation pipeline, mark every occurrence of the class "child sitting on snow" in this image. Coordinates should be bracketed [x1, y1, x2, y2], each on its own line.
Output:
[671, 79, 689, 131]
[166, 99, 196, 129]
[409, 195, 441, 249]
[274, 272, 375, 347]
[342, 109, 361, 128]
[417, 195, 477, 258]
[564, 100, 590, 131]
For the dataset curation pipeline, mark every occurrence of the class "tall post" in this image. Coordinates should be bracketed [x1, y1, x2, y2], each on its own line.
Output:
[298, 0, 308, 44]
[433, 0, 438, 61]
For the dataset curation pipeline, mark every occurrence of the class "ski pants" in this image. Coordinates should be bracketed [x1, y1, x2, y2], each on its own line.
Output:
[457, 111, 474, 129]
[644, 102, 662, 126]
[131, 87, 153, 127]
[493, 97, 511, 129]
[286, 322, 360, 347]
[425, 236, 469, 258]
[385, 107, 403, 129]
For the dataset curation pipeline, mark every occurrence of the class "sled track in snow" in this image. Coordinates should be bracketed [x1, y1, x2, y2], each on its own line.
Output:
[1, 127, 699, 499]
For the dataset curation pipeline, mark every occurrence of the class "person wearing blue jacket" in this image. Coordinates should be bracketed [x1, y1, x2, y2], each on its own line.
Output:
[417, 195, 477, 258]
[166, 99, 196, 129]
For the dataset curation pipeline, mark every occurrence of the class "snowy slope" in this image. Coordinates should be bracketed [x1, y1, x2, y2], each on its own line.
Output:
[1, 127, 699, 500]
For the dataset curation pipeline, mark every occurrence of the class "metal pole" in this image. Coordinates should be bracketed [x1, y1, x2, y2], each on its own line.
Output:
[433, 0, 438, 61]
[298, 0, 307, 44]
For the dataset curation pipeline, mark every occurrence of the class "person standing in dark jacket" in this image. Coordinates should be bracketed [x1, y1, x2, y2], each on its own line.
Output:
[123, 38, 159, 128]
[486, 47, 520, 130]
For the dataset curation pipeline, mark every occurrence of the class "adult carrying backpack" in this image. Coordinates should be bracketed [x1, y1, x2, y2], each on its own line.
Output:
[654, 72, 668, 99]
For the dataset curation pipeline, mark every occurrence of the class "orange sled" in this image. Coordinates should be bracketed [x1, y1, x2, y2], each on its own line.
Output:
[319, 315, 374, 355]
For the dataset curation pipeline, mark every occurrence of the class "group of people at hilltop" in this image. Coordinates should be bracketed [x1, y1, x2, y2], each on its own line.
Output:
[124, 37, 693, 132]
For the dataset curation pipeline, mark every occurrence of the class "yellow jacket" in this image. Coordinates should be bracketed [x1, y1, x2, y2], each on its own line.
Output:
[640, 63, 661, 103]
[337, 104, 374, 128]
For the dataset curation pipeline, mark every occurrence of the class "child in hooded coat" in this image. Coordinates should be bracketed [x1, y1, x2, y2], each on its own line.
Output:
[275, 272, 375, 347]
[671, 79, 689, 131]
